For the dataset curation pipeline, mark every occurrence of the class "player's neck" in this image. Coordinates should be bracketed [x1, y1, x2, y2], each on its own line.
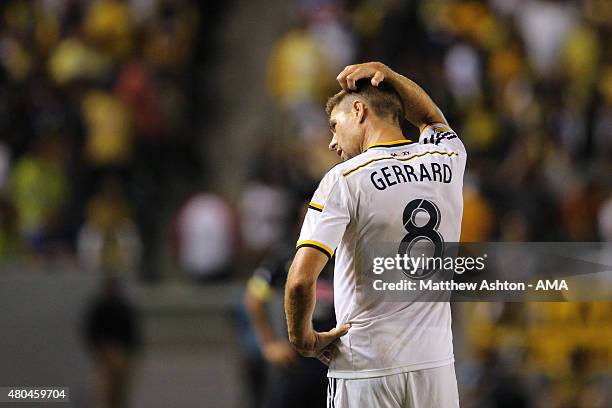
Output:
[361, 121, 405, 152]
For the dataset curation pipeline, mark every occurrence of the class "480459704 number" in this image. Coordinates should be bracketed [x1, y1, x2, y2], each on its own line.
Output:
[1, 387, 69, 402]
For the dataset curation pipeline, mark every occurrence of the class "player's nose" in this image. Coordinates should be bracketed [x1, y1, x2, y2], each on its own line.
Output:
[329, 137, 337, 151]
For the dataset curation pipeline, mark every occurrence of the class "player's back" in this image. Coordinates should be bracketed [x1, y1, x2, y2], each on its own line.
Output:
[330, 124, 466, 378]
[345, 131, 464, 251]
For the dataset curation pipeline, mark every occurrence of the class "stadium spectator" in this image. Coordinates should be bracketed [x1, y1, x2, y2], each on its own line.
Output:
[173, 192, 237, 281]
[82, 275, 141, 408]
[77, 175, 141, 275]
[9, 135, 70, 255]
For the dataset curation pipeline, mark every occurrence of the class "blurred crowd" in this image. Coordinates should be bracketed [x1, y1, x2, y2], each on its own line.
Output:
[461, 301, 612, 408]
[0, 0, 210, 278]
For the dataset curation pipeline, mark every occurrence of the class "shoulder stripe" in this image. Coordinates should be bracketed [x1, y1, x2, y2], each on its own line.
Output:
[343, 150, 459, 177]
[308, 202, 324, 212]
[343, 156, 392, 177]
[296, 240, 334, 259]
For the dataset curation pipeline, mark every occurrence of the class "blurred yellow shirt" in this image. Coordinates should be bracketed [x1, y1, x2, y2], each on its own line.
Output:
[267, 29, 332, 107]
[82, 90, 132, 166]
[83, 0, 133, 58]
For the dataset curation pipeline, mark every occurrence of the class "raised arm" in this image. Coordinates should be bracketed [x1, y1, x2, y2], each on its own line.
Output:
[336, 62, 448, 133]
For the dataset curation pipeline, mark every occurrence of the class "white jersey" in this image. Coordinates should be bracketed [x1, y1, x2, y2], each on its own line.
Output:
[297, 123, 466, 379]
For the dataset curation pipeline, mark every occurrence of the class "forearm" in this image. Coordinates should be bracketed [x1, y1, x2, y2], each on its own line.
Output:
[284, 276, 317, 347]
[384, 68, 447, 131]
[284, 247, 329, 351]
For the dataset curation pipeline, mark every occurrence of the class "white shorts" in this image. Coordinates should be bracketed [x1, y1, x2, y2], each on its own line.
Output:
[327, 364, 459, 408]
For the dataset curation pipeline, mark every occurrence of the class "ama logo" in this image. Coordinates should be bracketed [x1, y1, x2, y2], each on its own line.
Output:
[535, 280, 568, 290]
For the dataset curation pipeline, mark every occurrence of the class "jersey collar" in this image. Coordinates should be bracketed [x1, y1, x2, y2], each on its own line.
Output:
[365, 139, 414, 151]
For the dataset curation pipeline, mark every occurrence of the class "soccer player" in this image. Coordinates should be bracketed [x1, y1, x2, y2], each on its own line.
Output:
[284, 62, 465, 407]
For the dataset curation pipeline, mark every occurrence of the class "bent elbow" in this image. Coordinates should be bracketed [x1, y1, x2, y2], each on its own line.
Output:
[285, 277, 312, 297]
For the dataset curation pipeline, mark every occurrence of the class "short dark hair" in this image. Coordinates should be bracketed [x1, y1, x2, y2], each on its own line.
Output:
[325, 80, 404, 125]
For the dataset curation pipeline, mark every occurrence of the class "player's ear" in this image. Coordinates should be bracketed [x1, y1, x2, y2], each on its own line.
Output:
[352, 100, 366, 124]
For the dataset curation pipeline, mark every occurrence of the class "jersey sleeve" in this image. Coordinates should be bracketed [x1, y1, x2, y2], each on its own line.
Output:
[297, 169, 351, 259]
[418, 123, 465, 153]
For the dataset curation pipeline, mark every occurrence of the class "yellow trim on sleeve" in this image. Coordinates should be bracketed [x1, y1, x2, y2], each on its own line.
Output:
[246, 275, 274, 301]
[296, 240, 334, 258]
[308, 202, 324, 211]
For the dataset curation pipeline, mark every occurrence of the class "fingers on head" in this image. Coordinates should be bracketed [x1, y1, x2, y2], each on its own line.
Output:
[371, 71, 384, 86]
[345, 74, 357, 90]
[337, 65, 354, 80]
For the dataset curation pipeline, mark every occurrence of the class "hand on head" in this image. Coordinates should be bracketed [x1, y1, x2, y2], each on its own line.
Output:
[336, 62, 390, 91]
